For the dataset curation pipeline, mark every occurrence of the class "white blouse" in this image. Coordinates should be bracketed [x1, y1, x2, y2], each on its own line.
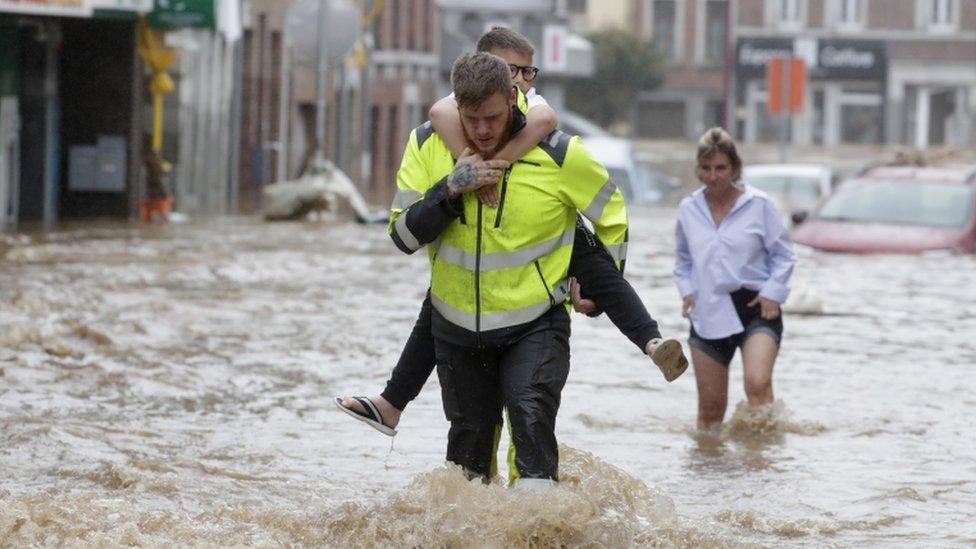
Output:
[674, 183, 796, 339]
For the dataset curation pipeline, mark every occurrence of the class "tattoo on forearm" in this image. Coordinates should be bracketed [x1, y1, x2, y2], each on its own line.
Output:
[448, 163, 479, 193]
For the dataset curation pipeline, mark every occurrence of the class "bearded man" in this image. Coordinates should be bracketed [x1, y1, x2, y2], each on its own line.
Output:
[388, 52, 629, 487]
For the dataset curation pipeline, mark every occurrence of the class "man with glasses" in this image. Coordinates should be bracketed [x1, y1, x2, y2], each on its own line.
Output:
[336, 30, 687, 480]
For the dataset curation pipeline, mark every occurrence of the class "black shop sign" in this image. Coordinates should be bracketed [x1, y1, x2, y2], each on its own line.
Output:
[736, 37, 888, 81]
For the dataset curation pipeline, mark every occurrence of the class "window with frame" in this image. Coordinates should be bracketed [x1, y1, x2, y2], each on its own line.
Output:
[835, 0, 865, 29]
[652, 0, 677, 61]
[704, 0, 728, 64]
[769, 0, 806, 29]
[928, 0, 958, 30]
[781, 0, 803, 23]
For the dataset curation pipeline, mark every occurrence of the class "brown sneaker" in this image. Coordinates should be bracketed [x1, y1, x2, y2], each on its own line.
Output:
[651, 339, 689, 382]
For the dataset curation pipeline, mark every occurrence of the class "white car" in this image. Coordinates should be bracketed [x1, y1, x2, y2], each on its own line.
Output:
[558, 110, 611, 138]
[560, 111, 677, 205]
[580, 136, 677, 205]
[743, 164, 838, 218]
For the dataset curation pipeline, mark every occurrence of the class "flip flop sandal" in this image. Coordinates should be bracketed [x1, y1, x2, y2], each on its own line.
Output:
[333, 396, 397, 436]
[651, 339, 689, 382]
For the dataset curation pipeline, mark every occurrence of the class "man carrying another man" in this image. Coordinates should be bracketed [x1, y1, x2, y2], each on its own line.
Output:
[388, 52, 630, 487]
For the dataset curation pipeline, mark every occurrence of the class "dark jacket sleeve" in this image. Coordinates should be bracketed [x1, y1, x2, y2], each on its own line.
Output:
[568, 218, 662, 350]
[390, 177, 463, 254]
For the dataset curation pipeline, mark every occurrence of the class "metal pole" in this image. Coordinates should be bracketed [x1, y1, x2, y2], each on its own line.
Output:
[277, 21, 292, 182]
[779, 57, 790, 163]
[42, 19, 60, 228]
[229, 15, 244, 214]
[722, 0, 734, 131]
[314, 0, 329, 171]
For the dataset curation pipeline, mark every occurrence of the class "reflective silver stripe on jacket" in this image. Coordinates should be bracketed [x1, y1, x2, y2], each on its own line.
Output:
[394, 213, 422, 252]
[435, 228, 575, 272]
[392, 189, 422, 210]
[430, 278, 570, 332]
[604, 241, 628, 264]
[583, 179, 617, 222]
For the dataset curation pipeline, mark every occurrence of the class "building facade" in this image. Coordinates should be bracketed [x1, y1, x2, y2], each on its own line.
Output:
[566, 0, 728, 139]
[733, 0, 976, 148]
[636, 0, 729, 139]
[239, 0, 440, 212]
[366, 0, 440, 208]
[237, 0, 286, 212]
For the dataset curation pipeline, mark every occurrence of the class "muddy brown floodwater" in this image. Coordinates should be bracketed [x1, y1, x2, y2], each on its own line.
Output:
[2, 207, 974, 547]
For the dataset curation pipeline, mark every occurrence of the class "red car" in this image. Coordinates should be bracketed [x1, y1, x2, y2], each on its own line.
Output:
[792, 165, 976, 253]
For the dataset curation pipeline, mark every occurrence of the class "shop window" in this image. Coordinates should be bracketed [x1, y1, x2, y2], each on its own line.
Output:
[812, 89, 825, 145]
[706, 99, 725, 129]
[841, 104, 882, 144]
[756, 102, 786, 143]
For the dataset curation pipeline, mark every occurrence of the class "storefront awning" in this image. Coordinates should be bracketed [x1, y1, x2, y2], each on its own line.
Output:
[0, 0, 94, 18]
[0, 0, 154, 19]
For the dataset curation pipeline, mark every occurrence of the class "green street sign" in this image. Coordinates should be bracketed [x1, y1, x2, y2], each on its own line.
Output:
[148, 0, 215, 29]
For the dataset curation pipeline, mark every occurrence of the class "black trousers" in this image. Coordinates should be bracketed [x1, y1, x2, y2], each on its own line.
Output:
[380, 294, 434, 411]
[434, 306, 571, 481]
[380, 221, 659, 411]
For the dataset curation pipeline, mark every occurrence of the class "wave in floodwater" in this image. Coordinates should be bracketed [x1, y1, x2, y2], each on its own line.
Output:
[1, 446, 751, 548]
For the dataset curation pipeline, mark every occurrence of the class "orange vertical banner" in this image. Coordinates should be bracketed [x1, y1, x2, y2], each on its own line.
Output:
[789, 58, 807, 114]
[766, 57, 784, 116]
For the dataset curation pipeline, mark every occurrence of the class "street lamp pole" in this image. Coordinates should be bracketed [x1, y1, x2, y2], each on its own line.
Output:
[313, 0, 329, 172]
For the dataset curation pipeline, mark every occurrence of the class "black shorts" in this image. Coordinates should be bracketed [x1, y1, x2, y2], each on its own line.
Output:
[688, 288, 783, 367]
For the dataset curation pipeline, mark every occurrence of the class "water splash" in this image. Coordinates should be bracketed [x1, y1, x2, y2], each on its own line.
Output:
[723, 401, 826, 437]
[0, 448, 744, 548]
[320, 446, 737, 548]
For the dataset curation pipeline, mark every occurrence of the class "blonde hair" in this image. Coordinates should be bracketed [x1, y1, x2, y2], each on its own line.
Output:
[451, 52, 513, 109]
[696, 127, 742, 182]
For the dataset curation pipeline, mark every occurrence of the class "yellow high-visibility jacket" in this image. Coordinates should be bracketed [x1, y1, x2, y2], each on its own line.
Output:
[389, 121, 628, 337]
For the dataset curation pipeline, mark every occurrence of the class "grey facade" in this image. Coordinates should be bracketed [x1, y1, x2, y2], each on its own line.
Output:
[733, 0, 976, 147]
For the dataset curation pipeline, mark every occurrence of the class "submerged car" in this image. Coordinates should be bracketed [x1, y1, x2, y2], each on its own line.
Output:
[743, 164, 837, 218]
[792, 166, 976, 253]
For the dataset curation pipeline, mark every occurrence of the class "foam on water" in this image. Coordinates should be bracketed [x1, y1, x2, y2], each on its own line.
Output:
[715, 509, 901, 538]
[0, 447, 746, 547]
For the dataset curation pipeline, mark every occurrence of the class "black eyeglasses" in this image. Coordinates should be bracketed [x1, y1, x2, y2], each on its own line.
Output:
[508, 63, 539, 82]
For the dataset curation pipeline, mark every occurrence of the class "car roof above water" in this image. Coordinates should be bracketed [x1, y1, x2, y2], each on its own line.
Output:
[744, 164, 834, 178]
[856, 165, 976, 185]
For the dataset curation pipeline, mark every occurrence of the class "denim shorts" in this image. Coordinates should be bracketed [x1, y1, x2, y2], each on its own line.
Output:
[688, 288, 783, 367]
